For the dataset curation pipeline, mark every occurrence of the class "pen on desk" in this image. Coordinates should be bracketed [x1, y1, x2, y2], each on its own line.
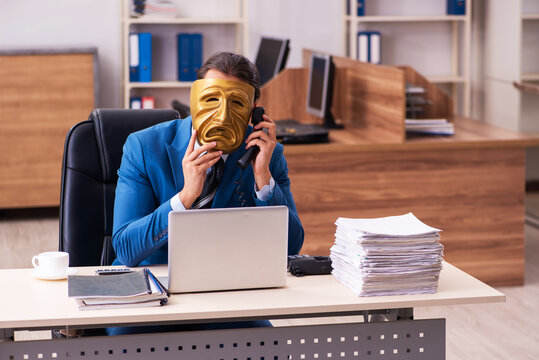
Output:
[146, 268, 171, 297]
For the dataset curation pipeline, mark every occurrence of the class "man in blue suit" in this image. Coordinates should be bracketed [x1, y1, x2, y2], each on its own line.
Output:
[107, 52, 304, 335]
[112, 51, 304, 268]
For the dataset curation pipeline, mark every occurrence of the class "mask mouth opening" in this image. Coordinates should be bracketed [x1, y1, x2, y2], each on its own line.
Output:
[206, 126, 228, 138]
[207, 126, 228, 136]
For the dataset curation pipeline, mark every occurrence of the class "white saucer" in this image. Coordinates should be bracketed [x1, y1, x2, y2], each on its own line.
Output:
[30, 267, 77, 280]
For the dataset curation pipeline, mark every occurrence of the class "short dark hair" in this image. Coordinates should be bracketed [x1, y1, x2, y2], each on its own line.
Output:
[197, 52, 260, 101]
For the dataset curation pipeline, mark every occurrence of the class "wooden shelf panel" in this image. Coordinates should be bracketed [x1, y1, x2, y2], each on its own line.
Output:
[427, 75, 466, 83]
[521, 73, 539, 81]
[344, 15, 468, 23]
[126, 17, 245, 25]
[127, 81, 194, 89]
[522, 13, 539, 20]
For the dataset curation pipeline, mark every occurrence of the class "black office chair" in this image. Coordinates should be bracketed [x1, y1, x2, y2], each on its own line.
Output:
[59, 109, 180, 267]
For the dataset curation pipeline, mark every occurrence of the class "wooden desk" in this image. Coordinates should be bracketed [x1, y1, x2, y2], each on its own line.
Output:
[283, 117, 539, 286]
[0, 263, 503, 360]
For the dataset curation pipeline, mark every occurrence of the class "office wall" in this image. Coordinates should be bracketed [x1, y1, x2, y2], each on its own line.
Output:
[0, 0, 122, 109]
[0, 0, 483, 116]
[248, 0, 343, 67]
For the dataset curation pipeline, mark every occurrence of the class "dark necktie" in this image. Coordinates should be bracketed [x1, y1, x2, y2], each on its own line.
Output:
[191, 157, 225, 209]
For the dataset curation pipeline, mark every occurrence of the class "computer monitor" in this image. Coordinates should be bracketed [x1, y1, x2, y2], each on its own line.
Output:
[254, 37, 290, 86]
[306, 53, 342, 129]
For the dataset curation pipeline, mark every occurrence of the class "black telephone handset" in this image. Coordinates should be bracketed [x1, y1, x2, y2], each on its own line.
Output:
[237, 107, 266, 169]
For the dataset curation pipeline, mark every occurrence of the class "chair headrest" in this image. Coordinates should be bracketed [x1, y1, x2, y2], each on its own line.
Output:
[89, 109, 179, 182]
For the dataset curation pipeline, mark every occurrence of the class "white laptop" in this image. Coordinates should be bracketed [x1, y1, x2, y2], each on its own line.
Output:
[167, 206, 289, 293]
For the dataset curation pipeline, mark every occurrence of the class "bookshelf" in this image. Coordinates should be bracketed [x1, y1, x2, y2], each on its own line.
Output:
[121, 0, 248, 109]
[484, 0, 539, 133]
[344, 0, 472, 117]
[483, 0, 539, 182]
[521, 8, 539, 83]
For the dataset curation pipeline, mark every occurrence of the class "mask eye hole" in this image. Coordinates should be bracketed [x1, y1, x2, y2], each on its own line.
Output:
[206, 97, 219, 102]
[232, 100, 244, 106]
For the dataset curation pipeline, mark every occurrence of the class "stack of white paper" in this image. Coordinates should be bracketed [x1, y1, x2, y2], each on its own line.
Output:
[330, 213, 443, 297]
[405, 118, 455, 135]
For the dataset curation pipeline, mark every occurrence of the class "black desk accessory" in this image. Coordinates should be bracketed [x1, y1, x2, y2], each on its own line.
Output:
[287, 255, 332, 276]
[275, 119, 329, 144]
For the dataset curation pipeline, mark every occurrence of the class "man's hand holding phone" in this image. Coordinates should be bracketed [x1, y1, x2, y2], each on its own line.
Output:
[244, 113, 277, 190]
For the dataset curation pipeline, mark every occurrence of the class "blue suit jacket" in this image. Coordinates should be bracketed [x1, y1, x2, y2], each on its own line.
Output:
[112, 116, 304, 266]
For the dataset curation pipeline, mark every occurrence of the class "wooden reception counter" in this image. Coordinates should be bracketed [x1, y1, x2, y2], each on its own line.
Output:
[282, 116, 539, 287]
[258, 51, 539, 286]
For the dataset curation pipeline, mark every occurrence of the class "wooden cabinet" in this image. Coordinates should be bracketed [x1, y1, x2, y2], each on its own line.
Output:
[0, 49, 96, 209]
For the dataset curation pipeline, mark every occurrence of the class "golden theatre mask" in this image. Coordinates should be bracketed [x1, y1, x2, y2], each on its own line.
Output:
[190, 78, 255, 153]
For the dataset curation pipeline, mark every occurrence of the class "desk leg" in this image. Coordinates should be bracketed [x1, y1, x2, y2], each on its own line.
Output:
[0, 328, 14, 342]
[363, 308, 414, 322]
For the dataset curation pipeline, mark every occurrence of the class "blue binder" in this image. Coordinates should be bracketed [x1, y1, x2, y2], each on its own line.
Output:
[138, 33, 152, 82]
[357, 31, 370, 62]
[447, 0, 465, 15]
[190, 33, 203, 81]
[130, 97, 142, 109]
[368, 31, 381, 65]
[357, 0, 365, 16]
[129, 33, 139, 82]
[357, 31, 381, 64]
[177, 33, 191, 81]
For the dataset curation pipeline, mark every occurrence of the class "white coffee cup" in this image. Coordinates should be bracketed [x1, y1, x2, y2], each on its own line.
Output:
[32, 251, 70, 276]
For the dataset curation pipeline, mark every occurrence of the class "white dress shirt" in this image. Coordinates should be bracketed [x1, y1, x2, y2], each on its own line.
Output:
[170, 131, 275, 211]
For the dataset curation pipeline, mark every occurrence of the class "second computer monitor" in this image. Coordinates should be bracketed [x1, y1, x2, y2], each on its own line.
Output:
[255, 37, 289, 86]
[306, 53, 341, 129]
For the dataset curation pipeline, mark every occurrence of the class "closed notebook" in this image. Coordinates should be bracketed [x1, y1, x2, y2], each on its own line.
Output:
[68, 269, 169, 310]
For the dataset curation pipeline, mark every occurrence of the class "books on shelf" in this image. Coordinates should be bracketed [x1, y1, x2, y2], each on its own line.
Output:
[447, 0, 466, 15]
[346, 0, 365, 16]
[347, 0, 465, 17]
[130, 97, 142, 109]
[130, 0, 146, 17]
[330, 213, 444, 297]
[177, 33, 203, 81]
[142, 96, 155, 109]
[357, 31, 381, 64]
[405, 83, 435, 119]
[129, 96, 155, 109]
[144, 0, 178, 18]
[130, 0, 177, 18]
[129, 32, 152, 82]
[405, 118, 455, 136]
[68, 269, 169, 310]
